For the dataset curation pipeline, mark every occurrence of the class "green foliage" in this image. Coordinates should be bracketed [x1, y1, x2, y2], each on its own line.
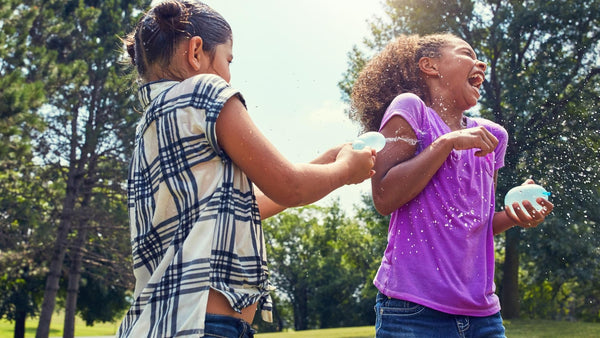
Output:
[75, 272, 129, 326]
[0, 136, 58, 332]
[0, 251, 46, 323]
[263, 201, 383, 330]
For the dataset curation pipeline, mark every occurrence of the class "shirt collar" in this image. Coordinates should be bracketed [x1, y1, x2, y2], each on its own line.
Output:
[138, 80, 179, 110]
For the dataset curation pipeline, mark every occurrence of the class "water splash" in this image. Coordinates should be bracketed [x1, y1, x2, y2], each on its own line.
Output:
[385, 136, 419, 146]
[353, 132, 419, 151]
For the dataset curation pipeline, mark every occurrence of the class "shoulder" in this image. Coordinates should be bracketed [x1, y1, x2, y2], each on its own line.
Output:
[188, 73, 228, 86]
[388, 92, 426, 109]
[178, 74, 246, 108]
[380, 93, 429, 130]
[385, 93, 429, 119]
[184, 73, 232, 95]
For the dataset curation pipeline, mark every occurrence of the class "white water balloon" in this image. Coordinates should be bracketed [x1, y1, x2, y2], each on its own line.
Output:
[352, 131, 386, 152]
[504, 184, 551, 213]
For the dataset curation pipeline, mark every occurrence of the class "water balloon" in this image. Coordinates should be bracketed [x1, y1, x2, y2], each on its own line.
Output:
[504, 184, 551, 213]
[352, 131, 386, 152]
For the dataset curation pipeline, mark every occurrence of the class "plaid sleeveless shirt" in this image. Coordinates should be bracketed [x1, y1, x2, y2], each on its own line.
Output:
[118, 74, 273, 337]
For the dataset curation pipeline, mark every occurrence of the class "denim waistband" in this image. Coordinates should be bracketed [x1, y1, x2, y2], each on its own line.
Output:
[204, 313, 255, 338]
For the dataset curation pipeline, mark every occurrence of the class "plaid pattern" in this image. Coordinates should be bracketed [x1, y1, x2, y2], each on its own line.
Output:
[117, 74, 273, 338]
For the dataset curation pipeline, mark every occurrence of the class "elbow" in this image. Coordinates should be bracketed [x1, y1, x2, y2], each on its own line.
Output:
[372, 191, 396, 216]
[275, 192, 305, 208]
[375, 205, 393, 216]
[373, 201, 395, 216]
[372, 185, 413, 216]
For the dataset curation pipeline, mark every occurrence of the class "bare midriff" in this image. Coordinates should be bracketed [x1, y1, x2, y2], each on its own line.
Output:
[206, 288, 257, 324]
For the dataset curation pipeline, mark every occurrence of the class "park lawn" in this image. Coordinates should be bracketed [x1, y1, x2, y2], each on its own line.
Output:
[502, 319, 600, 337]
[255, 320, 600, 337]
[0, 310, 118, 338]
[1, 317, 600, 337]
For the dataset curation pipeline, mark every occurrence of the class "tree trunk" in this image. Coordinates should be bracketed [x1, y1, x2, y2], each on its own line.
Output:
[500, 227, 521, 319]
[293, 287, 308, 331]
[36, 177, 80, 338]
[13, 310, 26, 338]
[63, 223, 89, 338]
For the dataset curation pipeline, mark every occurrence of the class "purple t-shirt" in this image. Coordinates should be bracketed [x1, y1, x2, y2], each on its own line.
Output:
[373, 93, 508, 317]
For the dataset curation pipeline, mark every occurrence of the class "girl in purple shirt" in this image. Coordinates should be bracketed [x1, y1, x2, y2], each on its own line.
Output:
[350, 34, 554, 337]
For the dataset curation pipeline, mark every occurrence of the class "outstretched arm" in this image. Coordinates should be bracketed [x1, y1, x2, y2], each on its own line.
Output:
[254, 143, 348, 219]
[216, 97, 375, 215]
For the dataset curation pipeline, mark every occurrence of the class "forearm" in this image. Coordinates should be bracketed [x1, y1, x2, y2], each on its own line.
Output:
[373, 137, 453, 215]
[217, 98, 373, 214]
[255, 144, 357, 218]
[268, 161, 350, 207]
[492, 210, 515, 235]
[254, 164, 342, 219]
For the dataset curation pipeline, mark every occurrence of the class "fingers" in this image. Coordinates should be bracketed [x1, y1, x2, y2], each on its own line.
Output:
[474, 127, 499, 156]
[506, 198, 553, 229]
[344, 146, 377, 185]
[537, 197, 554, 214]
[454, 126, 498, 156]
[504, 203, 520, 223]
[520, 201, 544, 228]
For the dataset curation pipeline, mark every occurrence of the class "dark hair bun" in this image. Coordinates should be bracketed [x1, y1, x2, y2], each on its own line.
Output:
[153, 1, 189, 35]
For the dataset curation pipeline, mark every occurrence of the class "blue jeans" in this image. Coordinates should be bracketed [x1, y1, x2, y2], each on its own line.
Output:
[375, 292, 505, 338]
[204, 314, 256, 338]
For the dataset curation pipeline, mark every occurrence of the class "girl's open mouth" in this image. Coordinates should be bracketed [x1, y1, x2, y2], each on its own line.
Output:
[468, 73, 484, 89]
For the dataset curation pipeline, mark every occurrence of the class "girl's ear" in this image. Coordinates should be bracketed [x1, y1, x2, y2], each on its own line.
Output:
[419, 56, 439, 77]
[187, 36, 204, 71]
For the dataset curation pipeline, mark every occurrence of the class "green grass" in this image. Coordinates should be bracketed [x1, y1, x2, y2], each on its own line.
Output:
[0, 311, 118, 338]
[255, 320, 600, 338]
[2, 317, 600, 337]
[502, 319, 600, 338]
[256, 326, 374, 337]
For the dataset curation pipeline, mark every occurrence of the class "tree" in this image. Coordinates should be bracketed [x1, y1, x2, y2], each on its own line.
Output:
[0, 3, 56, 337]
[263, 202, 379, 330]
[0, 249, 46, 338]
[0, 126, 51, 338]
[339, 0, 600, 319]
[24, 1, 145, 336]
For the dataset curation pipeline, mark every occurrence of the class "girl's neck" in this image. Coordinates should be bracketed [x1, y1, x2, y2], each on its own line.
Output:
[429, 99, 466, 131]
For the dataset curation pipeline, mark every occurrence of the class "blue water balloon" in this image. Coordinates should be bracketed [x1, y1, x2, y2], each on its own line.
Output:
[352, 132, 386, 152]
[504, 184, 551, 213]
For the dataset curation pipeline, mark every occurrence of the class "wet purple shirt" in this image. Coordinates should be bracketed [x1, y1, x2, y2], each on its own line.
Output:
[373, 93, 508, 316]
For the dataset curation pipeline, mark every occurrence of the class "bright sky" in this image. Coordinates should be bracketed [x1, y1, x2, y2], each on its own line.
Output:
[201, 0, 386, 213]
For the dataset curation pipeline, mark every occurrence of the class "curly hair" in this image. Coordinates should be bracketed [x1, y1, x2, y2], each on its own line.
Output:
[350, 33, 459, 132]
[123, 0, 231, 82]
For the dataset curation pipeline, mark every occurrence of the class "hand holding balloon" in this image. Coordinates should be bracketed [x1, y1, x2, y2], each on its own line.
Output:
[504, 184, 550, 213]
[504, 181, 554, 228]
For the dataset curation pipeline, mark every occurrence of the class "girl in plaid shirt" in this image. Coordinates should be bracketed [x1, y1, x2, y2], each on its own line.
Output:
[118, 1, 376, 337]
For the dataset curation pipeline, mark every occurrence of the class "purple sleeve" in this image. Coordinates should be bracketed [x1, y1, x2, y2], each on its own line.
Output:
[379, 93, 427, 133]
